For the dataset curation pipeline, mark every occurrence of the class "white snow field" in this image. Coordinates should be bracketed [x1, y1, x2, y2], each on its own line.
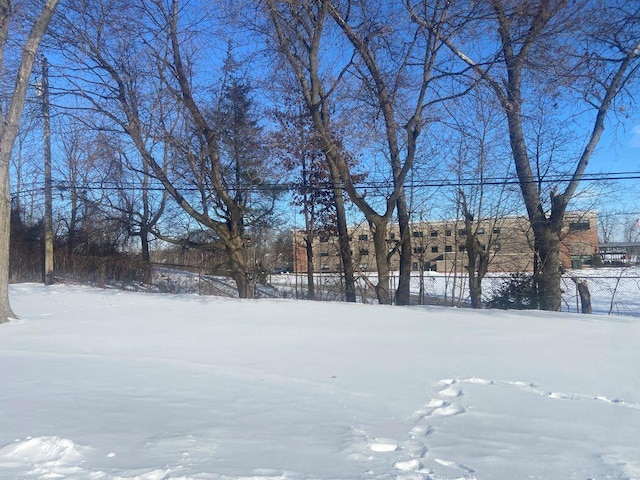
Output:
[1, 283, 639, 480]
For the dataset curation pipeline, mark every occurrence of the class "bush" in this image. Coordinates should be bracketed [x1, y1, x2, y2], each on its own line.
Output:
[487, 272, 537, 310]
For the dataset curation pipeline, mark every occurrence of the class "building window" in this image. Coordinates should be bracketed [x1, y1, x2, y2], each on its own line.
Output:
[493, 227, 501, 235]
[360, 264, 369, 271]
[481, 244, 486, 251]
[348, 235, 353, 241]
[413, 246, 425, 254]
[569, 221, 590, 231]
[430, 230, 438, 237]
[445, 229, 452, 237]
[358, 234, 368, 241]
[321, 264, 329, 271]
[412, 262, 418, 269]
[319, 236, 329, 243]
[477, 227, 485, 234]
[431, 246, 439, 253]
[493, 243, 501, 252]
[389, 233, 396, 240]
[412, 231, 423, 238]
[320, 252, 329, 257]
[459, 245, 466, 252]
[445, 245, 452, 252]
[359, 249, 369, 256]
[458, 229, 467, 236]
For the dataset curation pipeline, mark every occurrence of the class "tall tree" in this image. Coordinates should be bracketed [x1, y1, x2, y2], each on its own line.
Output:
[272, 92, 335, 300]
[55, 0, 275, 298]
[266, 0, 459, 304]
[446, 89, 518, 308]
[265, 3, 363, 301]
[0, 0, 60, 323]
[409, 0, 640, 310]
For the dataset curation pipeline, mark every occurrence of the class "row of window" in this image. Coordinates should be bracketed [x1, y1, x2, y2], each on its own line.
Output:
[413, 244, 501, 254]
[319, 221, 589, 244]
[319, 249, 372, 256]
[412, 227, 500, 238]
[319, 227, 503, 243]
[318, 242, 502, 258]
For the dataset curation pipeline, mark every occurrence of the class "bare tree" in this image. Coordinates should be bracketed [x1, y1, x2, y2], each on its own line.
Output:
[265, 2, 362, 301]
[409, 0, 640, 310]
[55, 0, 276, 297]
[272, 92, 333, 300]
[0, 0, 60, 323]
[266, 0, 461, 304]
[83, 132, 169, 285]
[445, 90, 518, 308]
[598, 211, 616, 245]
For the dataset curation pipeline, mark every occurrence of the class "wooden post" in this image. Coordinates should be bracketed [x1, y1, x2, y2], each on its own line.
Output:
[42, 55, 54, 285]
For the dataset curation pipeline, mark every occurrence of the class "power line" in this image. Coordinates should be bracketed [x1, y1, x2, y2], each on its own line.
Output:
[10, 170, 640, 197]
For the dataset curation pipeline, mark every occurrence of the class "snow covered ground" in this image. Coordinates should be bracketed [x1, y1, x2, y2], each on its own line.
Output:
[1, 283, 639, 480]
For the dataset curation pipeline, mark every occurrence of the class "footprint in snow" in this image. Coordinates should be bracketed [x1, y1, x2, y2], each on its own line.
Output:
[439, 384, 463, 398]
[461, 377, 640, 410]
[434, 457, 476, 474]
[431, 403, 465, 417]
[367, 437, 399, 452]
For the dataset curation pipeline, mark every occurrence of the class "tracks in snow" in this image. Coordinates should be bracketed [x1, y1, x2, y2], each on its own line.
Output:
[354, 376, 640, 480]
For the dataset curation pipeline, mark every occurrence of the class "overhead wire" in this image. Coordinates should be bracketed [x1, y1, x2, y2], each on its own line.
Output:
[10, 170, 640, 197]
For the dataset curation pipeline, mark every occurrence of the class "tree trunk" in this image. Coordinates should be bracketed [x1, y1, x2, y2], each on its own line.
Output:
[465, 236, 482, 309]
[0, 177, 15, 322]
[304, 234, 315, 300]
[395, 193, 411, 305]
[333, 182, 356, 303]
[577, 281, 592, 314]
[302, 185, 316, 299]
[468, 273, 481, 309]
[0, 0, 60, 322]
[140, 229, 152, 285]
[533, 223, 562, 311]
[372, 221, 391, 305]
[560, 265, 592, 314]
[226, 234, 252, 299]
[68, 187, 77, 261]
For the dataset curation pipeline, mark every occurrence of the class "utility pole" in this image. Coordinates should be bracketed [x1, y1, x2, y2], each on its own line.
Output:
[42, 55, 54, 285]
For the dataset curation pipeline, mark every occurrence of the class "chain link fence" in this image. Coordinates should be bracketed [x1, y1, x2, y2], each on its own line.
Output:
[265, 269, 640, 317]
[13, 253, 638, 318]
[559, 271, 640, 317]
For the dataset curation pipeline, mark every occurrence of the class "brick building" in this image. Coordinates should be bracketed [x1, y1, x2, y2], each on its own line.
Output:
[293, 211, 598, 274]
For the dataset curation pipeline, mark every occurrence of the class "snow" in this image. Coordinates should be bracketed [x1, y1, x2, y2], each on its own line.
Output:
[1, 283, 639, 480]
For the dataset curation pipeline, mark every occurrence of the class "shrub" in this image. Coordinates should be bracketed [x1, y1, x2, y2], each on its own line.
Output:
[487, 272, 537, 310]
